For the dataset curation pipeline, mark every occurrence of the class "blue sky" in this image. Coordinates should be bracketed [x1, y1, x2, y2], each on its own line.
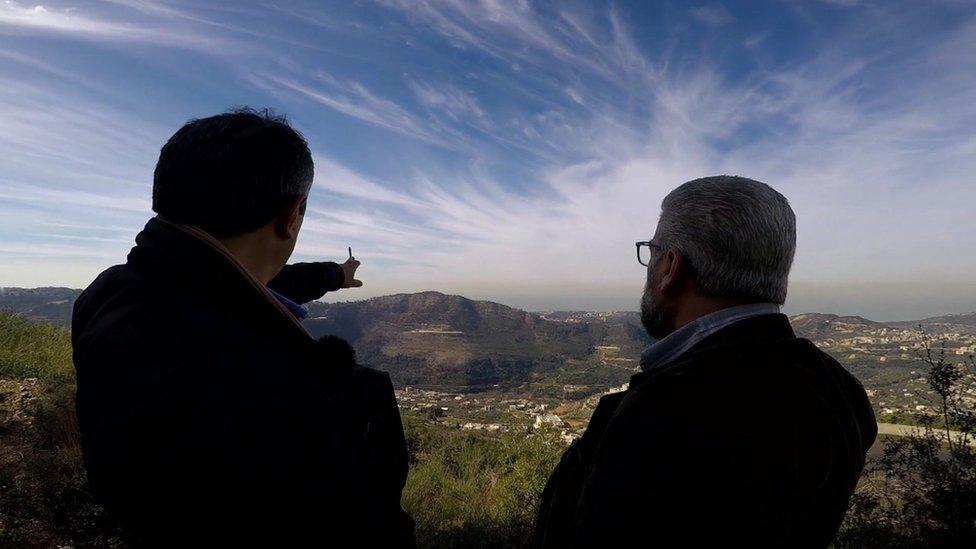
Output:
[1, 0, 974, 319]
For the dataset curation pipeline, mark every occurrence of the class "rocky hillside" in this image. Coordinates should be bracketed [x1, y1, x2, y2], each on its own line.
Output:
[3, 286, 974, 396]
[0, 287, 80, 326]
[788, 313, 885, 339]
[888, 313, 976, 335]
[304, 292, 650, 393]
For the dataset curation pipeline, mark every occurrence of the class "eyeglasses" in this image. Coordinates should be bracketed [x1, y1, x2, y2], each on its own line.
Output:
[635, 241, 661, 267]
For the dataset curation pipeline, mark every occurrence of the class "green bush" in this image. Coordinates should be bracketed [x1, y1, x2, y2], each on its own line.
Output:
[837, 337, 976, 548]
[401, 419, 566, 548]
[10, 311, 976, 548]
[0, 314, 126, 547]
[0, 314, 73, 383]
[0, 313, 568, 548]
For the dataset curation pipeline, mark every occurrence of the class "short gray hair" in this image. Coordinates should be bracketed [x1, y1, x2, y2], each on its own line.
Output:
[654, 175, 796, 304]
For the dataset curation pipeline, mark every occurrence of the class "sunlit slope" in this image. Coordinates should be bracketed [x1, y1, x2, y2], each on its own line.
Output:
[304, 292, 650, 393]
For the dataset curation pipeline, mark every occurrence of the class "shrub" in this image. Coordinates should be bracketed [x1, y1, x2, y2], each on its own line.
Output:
[0, 314, 568, 548]
[0, 381, 127, 548]
[0, 314, 73, 383]
[401, 418, 566, 548]
[837, 335, 976, 548]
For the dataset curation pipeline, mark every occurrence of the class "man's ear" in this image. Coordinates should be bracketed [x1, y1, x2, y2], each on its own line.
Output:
[658, 248, 691, 296]
[273, 196, 306, 240]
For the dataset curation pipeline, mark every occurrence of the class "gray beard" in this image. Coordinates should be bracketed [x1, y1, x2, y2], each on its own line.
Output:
[640, 290, 666, 340]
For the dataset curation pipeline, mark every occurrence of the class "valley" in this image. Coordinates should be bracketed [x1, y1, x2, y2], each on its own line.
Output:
[3, 286, 975, 441]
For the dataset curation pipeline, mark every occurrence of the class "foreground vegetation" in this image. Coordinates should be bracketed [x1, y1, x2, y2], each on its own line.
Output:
[402, 419, 564, 548]
[1, 312, 974, 547]
[0, 314, 564, 548]
[835, 339, 976, 548]
[0, 314, 126, 547]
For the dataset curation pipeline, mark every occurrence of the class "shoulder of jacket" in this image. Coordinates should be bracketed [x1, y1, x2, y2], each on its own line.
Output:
[77, 270, 236, 347]
[623, 338, 817, 398]
[351, 364, 392, 385]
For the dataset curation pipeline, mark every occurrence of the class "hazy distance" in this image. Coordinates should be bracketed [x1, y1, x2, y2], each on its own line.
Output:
[1, 0, 974, 320]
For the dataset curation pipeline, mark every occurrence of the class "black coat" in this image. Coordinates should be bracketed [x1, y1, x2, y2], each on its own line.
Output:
[72, 216, 415, 548]
[534, 314, 876, 548]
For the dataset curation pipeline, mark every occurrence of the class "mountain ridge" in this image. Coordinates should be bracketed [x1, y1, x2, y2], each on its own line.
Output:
[2, 286, 973, 328]
[2, 288, 974, 397]
[303, 291, 649, 393]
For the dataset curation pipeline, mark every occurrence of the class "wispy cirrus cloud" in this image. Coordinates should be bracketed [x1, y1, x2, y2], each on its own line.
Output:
[288, 0, 976, 316]
[0, 0, 223, 49]
[1, 0, 974, 318]
[374, 0, 649, 81]
[689, 4, 734, 26]
[310, 156, 429, 209]
[408, 80, 485, 122]
[249, 71, 464, 151]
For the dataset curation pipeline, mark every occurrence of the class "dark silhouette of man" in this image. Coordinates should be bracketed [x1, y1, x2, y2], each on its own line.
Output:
[534, 176, 876, 548]
[72, 108, 414, 547]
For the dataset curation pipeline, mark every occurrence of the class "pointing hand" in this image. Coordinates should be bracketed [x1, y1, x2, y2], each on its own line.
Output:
[341, 257, 363, 288]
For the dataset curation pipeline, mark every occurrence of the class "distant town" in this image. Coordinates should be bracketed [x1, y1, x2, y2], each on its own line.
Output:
[396, 311, 976, 440]
[2, 287, 974, 435]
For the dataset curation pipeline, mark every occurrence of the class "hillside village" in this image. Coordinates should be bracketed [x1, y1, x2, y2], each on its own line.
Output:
[2, 288, 975, 436]
[393, 311, 976, 441]
[790, 315, 976, 418]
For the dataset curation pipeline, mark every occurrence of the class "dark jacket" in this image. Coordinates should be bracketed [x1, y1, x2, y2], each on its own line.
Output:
[534, 314, 876, 548]
[72, 216, 415, 548]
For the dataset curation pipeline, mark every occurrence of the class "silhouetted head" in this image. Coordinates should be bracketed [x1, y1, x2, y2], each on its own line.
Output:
[640, 176, 796, 339]
[152, 107, 313, 282]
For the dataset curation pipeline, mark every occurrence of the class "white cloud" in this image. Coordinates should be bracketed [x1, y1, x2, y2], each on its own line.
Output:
[820, 0, 862, 6]
[376, 0, 645, 80]
[1, 1, 973, 318]
[310, 156, 428, 210]
[301, 2, 976, 317]
[0, 0, 221, 49]
[250, 71, 463, 150]
[689, 4, 734, 26]
[743, 33, 767, 49]
[408, 80, 485, 121]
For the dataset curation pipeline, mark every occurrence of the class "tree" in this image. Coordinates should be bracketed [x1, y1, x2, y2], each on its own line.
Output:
[837, 332, 976, 548]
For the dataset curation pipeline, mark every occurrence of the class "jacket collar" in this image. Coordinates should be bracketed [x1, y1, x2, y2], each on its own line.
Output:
[127, 216, 309, 338]
[629, 313, 797, 386]
[640, 303, 782, 371]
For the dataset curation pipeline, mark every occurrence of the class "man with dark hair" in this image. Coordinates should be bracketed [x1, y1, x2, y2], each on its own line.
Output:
[534, 176, 876, 548]
[72, 108, 414, 547]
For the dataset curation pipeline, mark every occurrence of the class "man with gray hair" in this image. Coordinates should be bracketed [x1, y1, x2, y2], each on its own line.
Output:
[534, 176, 876, 548]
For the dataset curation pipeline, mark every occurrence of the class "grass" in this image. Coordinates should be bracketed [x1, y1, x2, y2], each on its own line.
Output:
[401, 417, 565, 548]
[0, 314, 126, 547]
[0, 314, 73, 383]
[0, 313, 566, 548]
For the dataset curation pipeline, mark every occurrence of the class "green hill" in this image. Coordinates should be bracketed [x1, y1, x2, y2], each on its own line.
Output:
[304, 292, 650, 394]
[0, 287, 80, 326]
